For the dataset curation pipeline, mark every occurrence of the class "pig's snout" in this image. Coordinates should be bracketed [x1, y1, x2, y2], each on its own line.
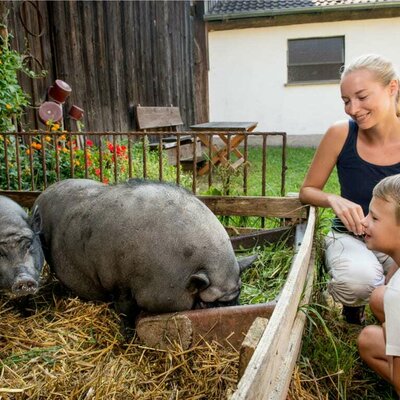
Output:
[12, 274, 38, 296]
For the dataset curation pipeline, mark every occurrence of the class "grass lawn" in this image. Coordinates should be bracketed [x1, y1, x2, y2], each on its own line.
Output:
[206, 145, 396, 400]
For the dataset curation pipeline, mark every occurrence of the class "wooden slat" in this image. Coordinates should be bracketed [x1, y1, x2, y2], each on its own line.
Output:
[136, 106, 183, 130]
[230, 226, 294, 250]
[1, 191, 309, 220]
[199, 195, 308, 219]
[232, 206, 316, 400]
[267, 248, 315, 400]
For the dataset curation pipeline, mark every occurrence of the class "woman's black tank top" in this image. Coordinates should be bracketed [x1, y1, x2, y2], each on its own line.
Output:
[336, 119, 400, 219]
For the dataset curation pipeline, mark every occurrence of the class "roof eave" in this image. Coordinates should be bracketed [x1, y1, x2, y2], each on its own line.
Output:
[204, 2, 400, 21]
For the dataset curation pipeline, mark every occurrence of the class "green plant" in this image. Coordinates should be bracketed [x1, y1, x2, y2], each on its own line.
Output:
[0, 33, 45, 132]
[239, 238, 295, 304]
[0, 133, 193, 190]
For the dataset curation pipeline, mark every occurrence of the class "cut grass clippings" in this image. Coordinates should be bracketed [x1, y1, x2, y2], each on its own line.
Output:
[239, 237, 295, 304]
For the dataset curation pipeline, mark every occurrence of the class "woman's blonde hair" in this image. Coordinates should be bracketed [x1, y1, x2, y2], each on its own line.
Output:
[373, 174, 400, 224]
[341, 54, 400, 116]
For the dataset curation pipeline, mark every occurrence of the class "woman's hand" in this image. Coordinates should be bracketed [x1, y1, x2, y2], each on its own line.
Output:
[327, 194, 365, 235]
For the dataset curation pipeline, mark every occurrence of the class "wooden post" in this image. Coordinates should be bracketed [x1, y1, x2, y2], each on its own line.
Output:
[238, 317, 269, 380]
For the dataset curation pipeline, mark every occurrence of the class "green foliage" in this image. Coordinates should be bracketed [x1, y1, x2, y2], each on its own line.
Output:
[0, 133, 192, 190]
[239, 236, 294, 304]
[203, 163, 246, 196]
[0, 34, 46, 132]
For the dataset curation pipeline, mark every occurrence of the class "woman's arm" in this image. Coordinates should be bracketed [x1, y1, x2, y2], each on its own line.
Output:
[299, 120, 365, 235]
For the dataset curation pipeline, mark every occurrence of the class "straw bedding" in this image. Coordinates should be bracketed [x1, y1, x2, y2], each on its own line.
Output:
[0, 241, 294, 399]
[0, 281, 239, 399]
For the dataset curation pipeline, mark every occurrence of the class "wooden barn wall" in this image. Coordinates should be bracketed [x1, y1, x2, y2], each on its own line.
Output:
[6, 0, 208, 132]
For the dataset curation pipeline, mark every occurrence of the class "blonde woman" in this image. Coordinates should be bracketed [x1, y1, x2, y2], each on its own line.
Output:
[299, 54, 400, 324]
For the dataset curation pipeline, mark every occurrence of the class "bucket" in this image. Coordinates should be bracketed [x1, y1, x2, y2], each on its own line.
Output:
[48, 79, 72, 104]
[69, 105, 84, 121]
[38, 101, 63, 125]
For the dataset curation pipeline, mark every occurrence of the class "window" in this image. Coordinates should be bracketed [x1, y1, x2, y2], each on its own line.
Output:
[287, 36, 344, 84]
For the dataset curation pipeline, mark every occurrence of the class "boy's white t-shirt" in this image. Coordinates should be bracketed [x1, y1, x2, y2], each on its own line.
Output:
[384, 268, 400, 356]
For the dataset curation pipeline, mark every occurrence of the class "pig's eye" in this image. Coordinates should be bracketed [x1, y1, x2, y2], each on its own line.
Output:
[22, 240, 32, 251]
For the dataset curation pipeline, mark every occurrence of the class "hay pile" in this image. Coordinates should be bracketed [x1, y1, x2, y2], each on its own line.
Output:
[0, 283, 239, 399]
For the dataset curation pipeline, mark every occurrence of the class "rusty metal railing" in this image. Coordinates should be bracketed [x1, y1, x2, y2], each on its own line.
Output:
[0, 131, 287, 196]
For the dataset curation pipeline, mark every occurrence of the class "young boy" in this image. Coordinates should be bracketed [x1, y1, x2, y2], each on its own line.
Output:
[358, 174, 400, 396]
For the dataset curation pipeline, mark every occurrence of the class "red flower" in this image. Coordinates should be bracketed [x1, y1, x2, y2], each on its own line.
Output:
[95, 168, 101, 176]
[86, 139, 94, 147]
[116, 145, 127, 156]
[107, 142, 114, 152]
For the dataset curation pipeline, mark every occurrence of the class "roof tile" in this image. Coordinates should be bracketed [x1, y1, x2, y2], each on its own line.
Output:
[207, 0, 399, 15]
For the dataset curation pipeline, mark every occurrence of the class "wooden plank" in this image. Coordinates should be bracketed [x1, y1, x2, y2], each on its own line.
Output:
[1, 191, 308, 219]
[192, 0, 208, 124]
[267, 248, 315, 400]
[136, 106, 183, 130]
[231, 207, 315, 400]
[137, 302, 276, 352]
[199, 196, 308, 219]
[104, 1, 124, 132]
[230, 226, 294, 250]
[191, 122, 258, 131]
[166, 140, 203, 165]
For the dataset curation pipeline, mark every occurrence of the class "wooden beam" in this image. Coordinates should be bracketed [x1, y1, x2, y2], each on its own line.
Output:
[199, 195, 308, 219]
[1, 191, 309, 221]
[230, 226, 294, 250]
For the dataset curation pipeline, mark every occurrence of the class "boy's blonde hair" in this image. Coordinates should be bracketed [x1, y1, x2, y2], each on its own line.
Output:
[373, 174, 400, 224]
[341, 54, 400, 116]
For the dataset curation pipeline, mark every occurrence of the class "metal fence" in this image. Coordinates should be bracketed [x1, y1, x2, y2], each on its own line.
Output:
[0, 131, 287, 196]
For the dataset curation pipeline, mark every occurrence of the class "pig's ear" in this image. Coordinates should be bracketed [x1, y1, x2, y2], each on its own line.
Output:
[30, 205, 42, 234]
[187, 272, 210, 294]
[238, 254, 258, 273]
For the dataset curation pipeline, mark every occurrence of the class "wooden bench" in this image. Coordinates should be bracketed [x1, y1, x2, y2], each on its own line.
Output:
[135, 105, 203, 166]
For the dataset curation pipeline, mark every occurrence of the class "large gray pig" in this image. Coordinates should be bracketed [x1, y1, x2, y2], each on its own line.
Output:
[0, 196, 45, 297]
[34, 179, 255, 321]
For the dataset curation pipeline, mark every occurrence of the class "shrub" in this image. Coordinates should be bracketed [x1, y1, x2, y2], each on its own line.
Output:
[0, 33, 46, 132]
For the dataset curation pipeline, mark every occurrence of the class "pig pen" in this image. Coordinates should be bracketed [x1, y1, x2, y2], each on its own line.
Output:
[0, 130, 315, 399]
[0, 193, 315, 400]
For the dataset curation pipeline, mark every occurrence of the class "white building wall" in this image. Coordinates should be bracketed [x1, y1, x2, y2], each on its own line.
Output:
[208, 17, 400, 138]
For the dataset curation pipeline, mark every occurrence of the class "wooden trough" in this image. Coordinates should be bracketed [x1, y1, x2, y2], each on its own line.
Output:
[1, 189, 315, 400]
